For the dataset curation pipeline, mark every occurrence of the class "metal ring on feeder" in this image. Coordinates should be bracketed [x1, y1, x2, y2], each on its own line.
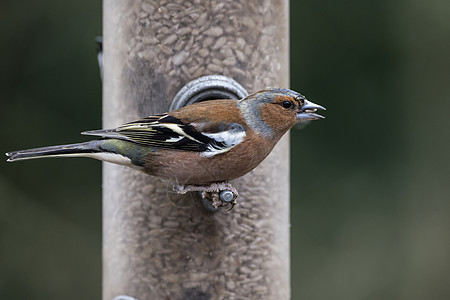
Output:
[170, 75, 248, 111]
[112, 296, 138, 300]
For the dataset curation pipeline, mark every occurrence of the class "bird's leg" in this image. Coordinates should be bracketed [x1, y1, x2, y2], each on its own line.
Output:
[173, 182, 239, 210]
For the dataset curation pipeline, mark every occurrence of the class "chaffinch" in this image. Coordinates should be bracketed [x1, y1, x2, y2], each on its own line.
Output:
[6, 88, 325, 208]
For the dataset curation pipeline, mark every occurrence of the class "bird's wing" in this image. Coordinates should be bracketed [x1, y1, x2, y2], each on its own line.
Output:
[82, 114, 246, 157]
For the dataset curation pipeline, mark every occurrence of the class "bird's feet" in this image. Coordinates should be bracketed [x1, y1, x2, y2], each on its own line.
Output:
[173, 182, 238, 211]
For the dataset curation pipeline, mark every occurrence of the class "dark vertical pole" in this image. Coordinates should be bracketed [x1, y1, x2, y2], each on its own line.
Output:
[103, 1, 290, 299]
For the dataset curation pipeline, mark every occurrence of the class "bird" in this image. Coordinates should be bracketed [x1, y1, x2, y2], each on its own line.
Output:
[6, 88, 325, 208]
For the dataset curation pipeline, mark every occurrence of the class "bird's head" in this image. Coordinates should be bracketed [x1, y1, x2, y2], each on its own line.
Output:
[239, 88, 325, 138]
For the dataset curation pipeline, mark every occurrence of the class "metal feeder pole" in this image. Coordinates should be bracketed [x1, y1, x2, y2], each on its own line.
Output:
[103, 1, 290, 299]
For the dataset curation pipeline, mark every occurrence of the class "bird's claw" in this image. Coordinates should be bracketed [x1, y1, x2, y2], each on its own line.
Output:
[173, 182, 239, 211]
[201, 190, 237, 211]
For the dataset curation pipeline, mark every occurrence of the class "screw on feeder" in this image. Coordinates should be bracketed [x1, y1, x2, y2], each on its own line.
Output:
[171, 75, 247, 212]
[220, 190, 234, 203]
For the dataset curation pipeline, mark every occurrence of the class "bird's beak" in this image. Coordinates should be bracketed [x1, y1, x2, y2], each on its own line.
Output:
[296, 99, 326, 120]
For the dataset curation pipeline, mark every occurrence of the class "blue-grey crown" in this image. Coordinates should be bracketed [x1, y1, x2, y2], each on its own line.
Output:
[248, 88, 305, 104]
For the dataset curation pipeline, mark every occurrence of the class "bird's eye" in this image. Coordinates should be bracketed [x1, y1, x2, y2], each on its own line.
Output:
[281, 101, 293, 109]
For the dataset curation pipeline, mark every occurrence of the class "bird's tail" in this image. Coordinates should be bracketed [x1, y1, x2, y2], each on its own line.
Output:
[6, 141, 102, 162]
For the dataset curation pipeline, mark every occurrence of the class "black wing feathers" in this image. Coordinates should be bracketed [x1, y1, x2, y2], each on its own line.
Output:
[82, 114, 243, 155]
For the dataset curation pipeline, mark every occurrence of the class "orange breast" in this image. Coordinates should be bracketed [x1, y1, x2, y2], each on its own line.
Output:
[143, 130, 277, 184]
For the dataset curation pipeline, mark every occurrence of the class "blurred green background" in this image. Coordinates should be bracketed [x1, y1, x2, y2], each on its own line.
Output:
[1, 0, 449, 299]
